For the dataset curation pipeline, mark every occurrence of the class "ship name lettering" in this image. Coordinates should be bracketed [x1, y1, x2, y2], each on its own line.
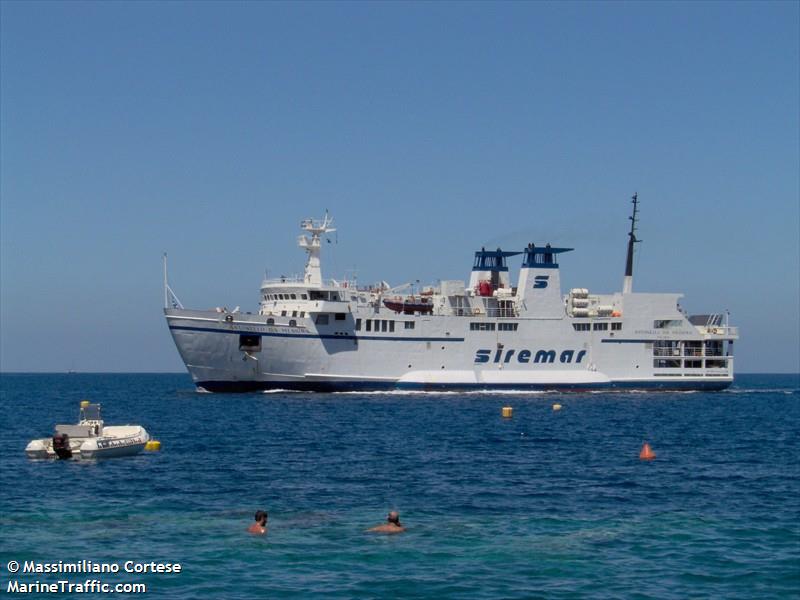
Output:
[474, 348, 586, 364]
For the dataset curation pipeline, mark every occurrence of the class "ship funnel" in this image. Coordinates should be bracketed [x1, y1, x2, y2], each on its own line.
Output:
[516, 244, 572, 318]
[468, 248, 522, 296]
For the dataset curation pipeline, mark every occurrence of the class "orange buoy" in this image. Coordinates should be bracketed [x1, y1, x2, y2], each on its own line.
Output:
[639, 442, 656, 460]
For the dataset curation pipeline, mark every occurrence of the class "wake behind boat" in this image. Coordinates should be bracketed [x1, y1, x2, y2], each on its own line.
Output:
[164, 195, 737, 392]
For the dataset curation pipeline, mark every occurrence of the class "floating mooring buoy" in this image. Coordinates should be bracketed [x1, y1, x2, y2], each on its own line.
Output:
[639, 442, 656, 460]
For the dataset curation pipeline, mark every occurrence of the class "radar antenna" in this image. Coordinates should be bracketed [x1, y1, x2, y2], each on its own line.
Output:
[623, 193, 641, 294]
[298, 211, 336, 286]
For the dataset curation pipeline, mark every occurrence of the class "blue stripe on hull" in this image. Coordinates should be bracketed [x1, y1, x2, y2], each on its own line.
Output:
[196, 379, 733, 393]
[169, 325, 462, 343]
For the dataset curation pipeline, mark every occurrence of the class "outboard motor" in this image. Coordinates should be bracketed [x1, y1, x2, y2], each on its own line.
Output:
[52, 433, 73, 459]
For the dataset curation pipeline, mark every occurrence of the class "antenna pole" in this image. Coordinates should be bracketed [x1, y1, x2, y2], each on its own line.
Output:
[623, 193, 640, 294]
[163, 253, 168, 309]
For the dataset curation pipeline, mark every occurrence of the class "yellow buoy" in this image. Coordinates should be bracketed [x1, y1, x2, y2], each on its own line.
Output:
[145, 440, 161, 452]
[501, 406, 513, 418]
[552, 403, 562, 411]
[80, 400, 90, 408]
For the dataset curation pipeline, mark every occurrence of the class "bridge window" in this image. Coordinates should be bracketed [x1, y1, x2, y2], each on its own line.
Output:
[389, 321, 395, 332]
[281, 310, 287, 316]
[315, 314, 329, 325]
[405, 321, 415, 330]
[498, 323, 518, 331]
[573, 323, 590, 331]
[289, 320, 296, 327]
[470, 322, 496, 331]
[611, 323, 622, 331]
[593, 323, 608, 331]
[266, 318, 274, 325]
[301, 294, 308, 300]
[356, 319, 362, 331]
[381, 320, 388, 332]
[366, 320, 372, 332]
[291, 294, 297, 299]
[335, 313, 346, 321]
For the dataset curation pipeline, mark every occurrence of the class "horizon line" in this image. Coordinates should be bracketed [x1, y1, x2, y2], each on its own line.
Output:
[1, 371, 798, 376]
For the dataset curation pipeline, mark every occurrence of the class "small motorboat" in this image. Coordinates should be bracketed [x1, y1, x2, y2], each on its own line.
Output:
[26, 401, 151, 460]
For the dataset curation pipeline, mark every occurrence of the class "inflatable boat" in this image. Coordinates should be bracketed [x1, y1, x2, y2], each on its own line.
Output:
[26, 401, 150, 459]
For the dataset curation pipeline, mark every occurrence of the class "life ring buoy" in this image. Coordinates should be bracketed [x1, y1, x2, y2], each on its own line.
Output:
[473, 308, 482, 315]
[225, 314, 234, 322]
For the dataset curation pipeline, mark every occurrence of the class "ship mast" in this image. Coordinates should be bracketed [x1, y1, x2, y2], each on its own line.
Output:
[298, 212, 336, 286]
[622, 193, 640, 294]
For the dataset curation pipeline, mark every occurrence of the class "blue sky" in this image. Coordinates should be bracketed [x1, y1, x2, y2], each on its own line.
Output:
[1, 1, 798, 373]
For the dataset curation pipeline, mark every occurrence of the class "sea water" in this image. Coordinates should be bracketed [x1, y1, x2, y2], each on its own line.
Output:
[0, 373, 798, 598]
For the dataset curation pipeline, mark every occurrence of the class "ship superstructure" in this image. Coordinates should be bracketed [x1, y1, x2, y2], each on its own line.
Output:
[165, 198, 737, 392]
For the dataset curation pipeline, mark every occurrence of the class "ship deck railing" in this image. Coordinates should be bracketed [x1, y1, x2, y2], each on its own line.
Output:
[655, 348, 729, 358]
[261, 277, 363, 289]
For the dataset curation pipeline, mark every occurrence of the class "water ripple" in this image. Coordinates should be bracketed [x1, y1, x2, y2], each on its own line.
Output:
[0, 373, 798, 598]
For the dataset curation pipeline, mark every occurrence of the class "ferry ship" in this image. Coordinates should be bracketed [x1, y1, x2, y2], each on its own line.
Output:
[164, 195, 737, 392]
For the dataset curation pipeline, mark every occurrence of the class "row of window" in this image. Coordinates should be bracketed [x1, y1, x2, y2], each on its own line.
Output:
[265, 318, 297, 327]
[309, 290, 341, 301]
[469, 322, 520, 331]
[263, 291, 343, 302]
[265, 292, 306, 301]
[573, 323, 623, 332]
[654, 319, 683, 329]
[314, 313, 348, 325]
[274, 310, 306, 318]
[354, 319, 416, 332]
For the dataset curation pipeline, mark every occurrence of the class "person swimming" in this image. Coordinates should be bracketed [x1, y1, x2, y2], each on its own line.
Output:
[367, 511, 405, 534]
[247, 510, 268, 535]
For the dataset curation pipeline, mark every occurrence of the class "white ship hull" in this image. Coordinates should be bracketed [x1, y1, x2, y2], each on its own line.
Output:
[165, 208, 737, 393]
[166, 306, 735, 393]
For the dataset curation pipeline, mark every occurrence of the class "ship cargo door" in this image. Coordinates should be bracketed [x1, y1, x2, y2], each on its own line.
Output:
[239, 334, 261, 376]
[239, 334, 262, 352]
